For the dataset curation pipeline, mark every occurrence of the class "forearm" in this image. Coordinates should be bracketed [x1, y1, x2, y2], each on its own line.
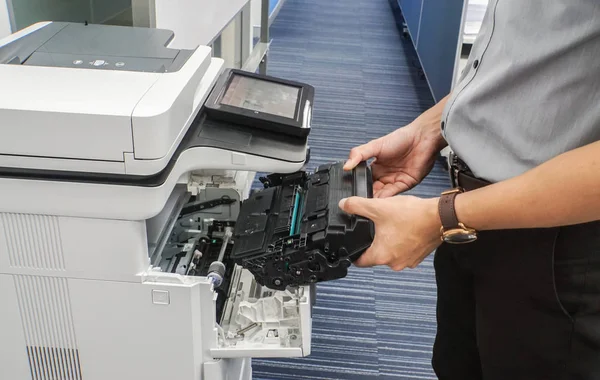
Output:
[454, 140, 600, 230]
[412, 95, 450, 151]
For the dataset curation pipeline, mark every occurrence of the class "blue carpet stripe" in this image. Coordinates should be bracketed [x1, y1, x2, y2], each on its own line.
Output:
[252, 0, 448, 378]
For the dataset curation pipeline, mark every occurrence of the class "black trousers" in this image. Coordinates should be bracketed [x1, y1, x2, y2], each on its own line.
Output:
[432, 222, 600, 380]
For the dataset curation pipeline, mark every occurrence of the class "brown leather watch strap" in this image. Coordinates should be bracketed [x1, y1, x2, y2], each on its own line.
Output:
[438, 189, 462, 230]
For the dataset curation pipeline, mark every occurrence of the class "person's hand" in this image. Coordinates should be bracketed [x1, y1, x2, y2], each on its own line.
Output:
[339, 195, 442, 270]
[344, 123, 445, 198]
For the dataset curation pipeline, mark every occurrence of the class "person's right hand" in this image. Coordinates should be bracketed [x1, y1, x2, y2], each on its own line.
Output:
[344, 123, 445, 198]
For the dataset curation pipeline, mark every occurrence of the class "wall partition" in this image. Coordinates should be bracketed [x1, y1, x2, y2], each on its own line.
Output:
[393, 0, 466, 102]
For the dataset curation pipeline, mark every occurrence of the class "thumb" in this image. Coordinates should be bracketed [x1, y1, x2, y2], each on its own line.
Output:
[339, 196, 378, 219]
[344, 140, 381, 171]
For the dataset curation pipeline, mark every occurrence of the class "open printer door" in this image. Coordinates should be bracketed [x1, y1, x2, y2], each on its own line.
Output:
[147, 183, 314, 362]
[211, 266, 313, 358]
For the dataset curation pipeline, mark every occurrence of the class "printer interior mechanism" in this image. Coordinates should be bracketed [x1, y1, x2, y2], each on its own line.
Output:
[152, 161, 375, 327]
[144, 162, 375, 362]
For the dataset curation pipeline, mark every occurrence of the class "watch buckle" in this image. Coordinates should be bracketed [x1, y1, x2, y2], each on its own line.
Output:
[441, 187, 464, 196]
[440, 223, 478, 244]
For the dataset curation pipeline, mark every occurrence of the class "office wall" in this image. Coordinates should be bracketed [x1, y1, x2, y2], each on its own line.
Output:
[155, 0, 248, 48]
[0, 0, 11, 37]
[9, 0, 132, 31]
[251, 0, 260, 28]
[399, 0, 422, 43]
[397, 0, 465, 102]
[91, 0, 131, 24]
[12, 0, 90, 30]
[417, 0, 464, 101]
[251, 0, 280, 28]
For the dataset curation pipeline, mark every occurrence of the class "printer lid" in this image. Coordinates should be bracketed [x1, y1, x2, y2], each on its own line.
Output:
[0, 22, 214, 175]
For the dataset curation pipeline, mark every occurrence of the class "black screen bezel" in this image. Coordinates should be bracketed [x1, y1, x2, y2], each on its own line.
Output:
[205, 69, 314, 137]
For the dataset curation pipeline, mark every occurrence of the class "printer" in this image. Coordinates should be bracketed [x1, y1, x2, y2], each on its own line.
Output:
[0, 21, 374, 380]
[0, 21, 317, 380]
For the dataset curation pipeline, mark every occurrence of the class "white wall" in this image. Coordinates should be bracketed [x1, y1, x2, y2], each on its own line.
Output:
[5, 0, 132, 32]
[11, 0, 90, 31]
[251, 0, 261, 29]
[154, 0, 248, 48]
[91, 0, 131, 24]
[0, 0, 11, 38]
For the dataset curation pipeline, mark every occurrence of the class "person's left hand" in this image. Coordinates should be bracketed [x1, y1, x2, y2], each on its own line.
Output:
[339, 194, 442, 270]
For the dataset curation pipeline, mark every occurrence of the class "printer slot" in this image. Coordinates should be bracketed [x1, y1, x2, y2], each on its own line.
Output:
[153, 195, 238, 322]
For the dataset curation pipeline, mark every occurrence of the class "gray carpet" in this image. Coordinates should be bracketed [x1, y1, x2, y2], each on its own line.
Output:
[252, 0, 449, 378]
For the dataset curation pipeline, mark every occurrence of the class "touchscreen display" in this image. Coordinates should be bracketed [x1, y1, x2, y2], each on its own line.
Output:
[220, 74, 300, 119]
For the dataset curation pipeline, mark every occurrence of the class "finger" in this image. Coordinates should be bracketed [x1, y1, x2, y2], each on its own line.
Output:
[338, 196, 378, 219]
[354, 246, 377, 267]
[355, 239, 389, 267]
[375, 183, 410, 198]
[370, 164, 390, 182]
[373, 180, 385, 193]
[390, 263, 407, 271]
[344, 140, 382, 171]
[370, 168, 400, 185]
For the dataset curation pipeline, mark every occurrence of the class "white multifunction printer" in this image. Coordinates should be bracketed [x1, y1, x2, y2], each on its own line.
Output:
[0, 21, 375, 380]
[0, 21, 318, 380]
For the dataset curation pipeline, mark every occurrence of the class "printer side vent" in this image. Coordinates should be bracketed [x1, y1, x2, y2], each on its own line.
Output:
[14, 275, 82, 380]
[2, 214, 66, 271]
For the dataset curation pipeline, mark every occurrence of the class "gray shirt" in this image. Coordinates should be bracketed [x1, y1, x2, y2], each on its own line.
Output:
[442, 0, 600, 183]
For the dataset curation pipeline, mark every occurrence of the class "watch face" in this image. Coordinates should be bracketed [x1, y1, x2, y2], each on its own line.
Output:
[444, 231, 478, 244]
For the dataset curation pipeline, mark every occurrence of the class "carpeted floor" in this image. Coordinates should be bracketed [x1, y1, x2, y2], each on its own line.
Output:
[252, 0, 449, 378]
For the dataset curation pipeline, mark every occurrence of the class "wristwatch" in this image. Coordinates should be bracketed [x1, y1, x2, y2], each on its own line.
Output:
[438, 188, 478, 244]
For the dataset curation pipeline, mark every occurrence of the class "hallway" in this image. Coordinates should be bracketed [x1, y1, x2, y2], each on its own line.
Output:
[252, 0, 447, 378]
